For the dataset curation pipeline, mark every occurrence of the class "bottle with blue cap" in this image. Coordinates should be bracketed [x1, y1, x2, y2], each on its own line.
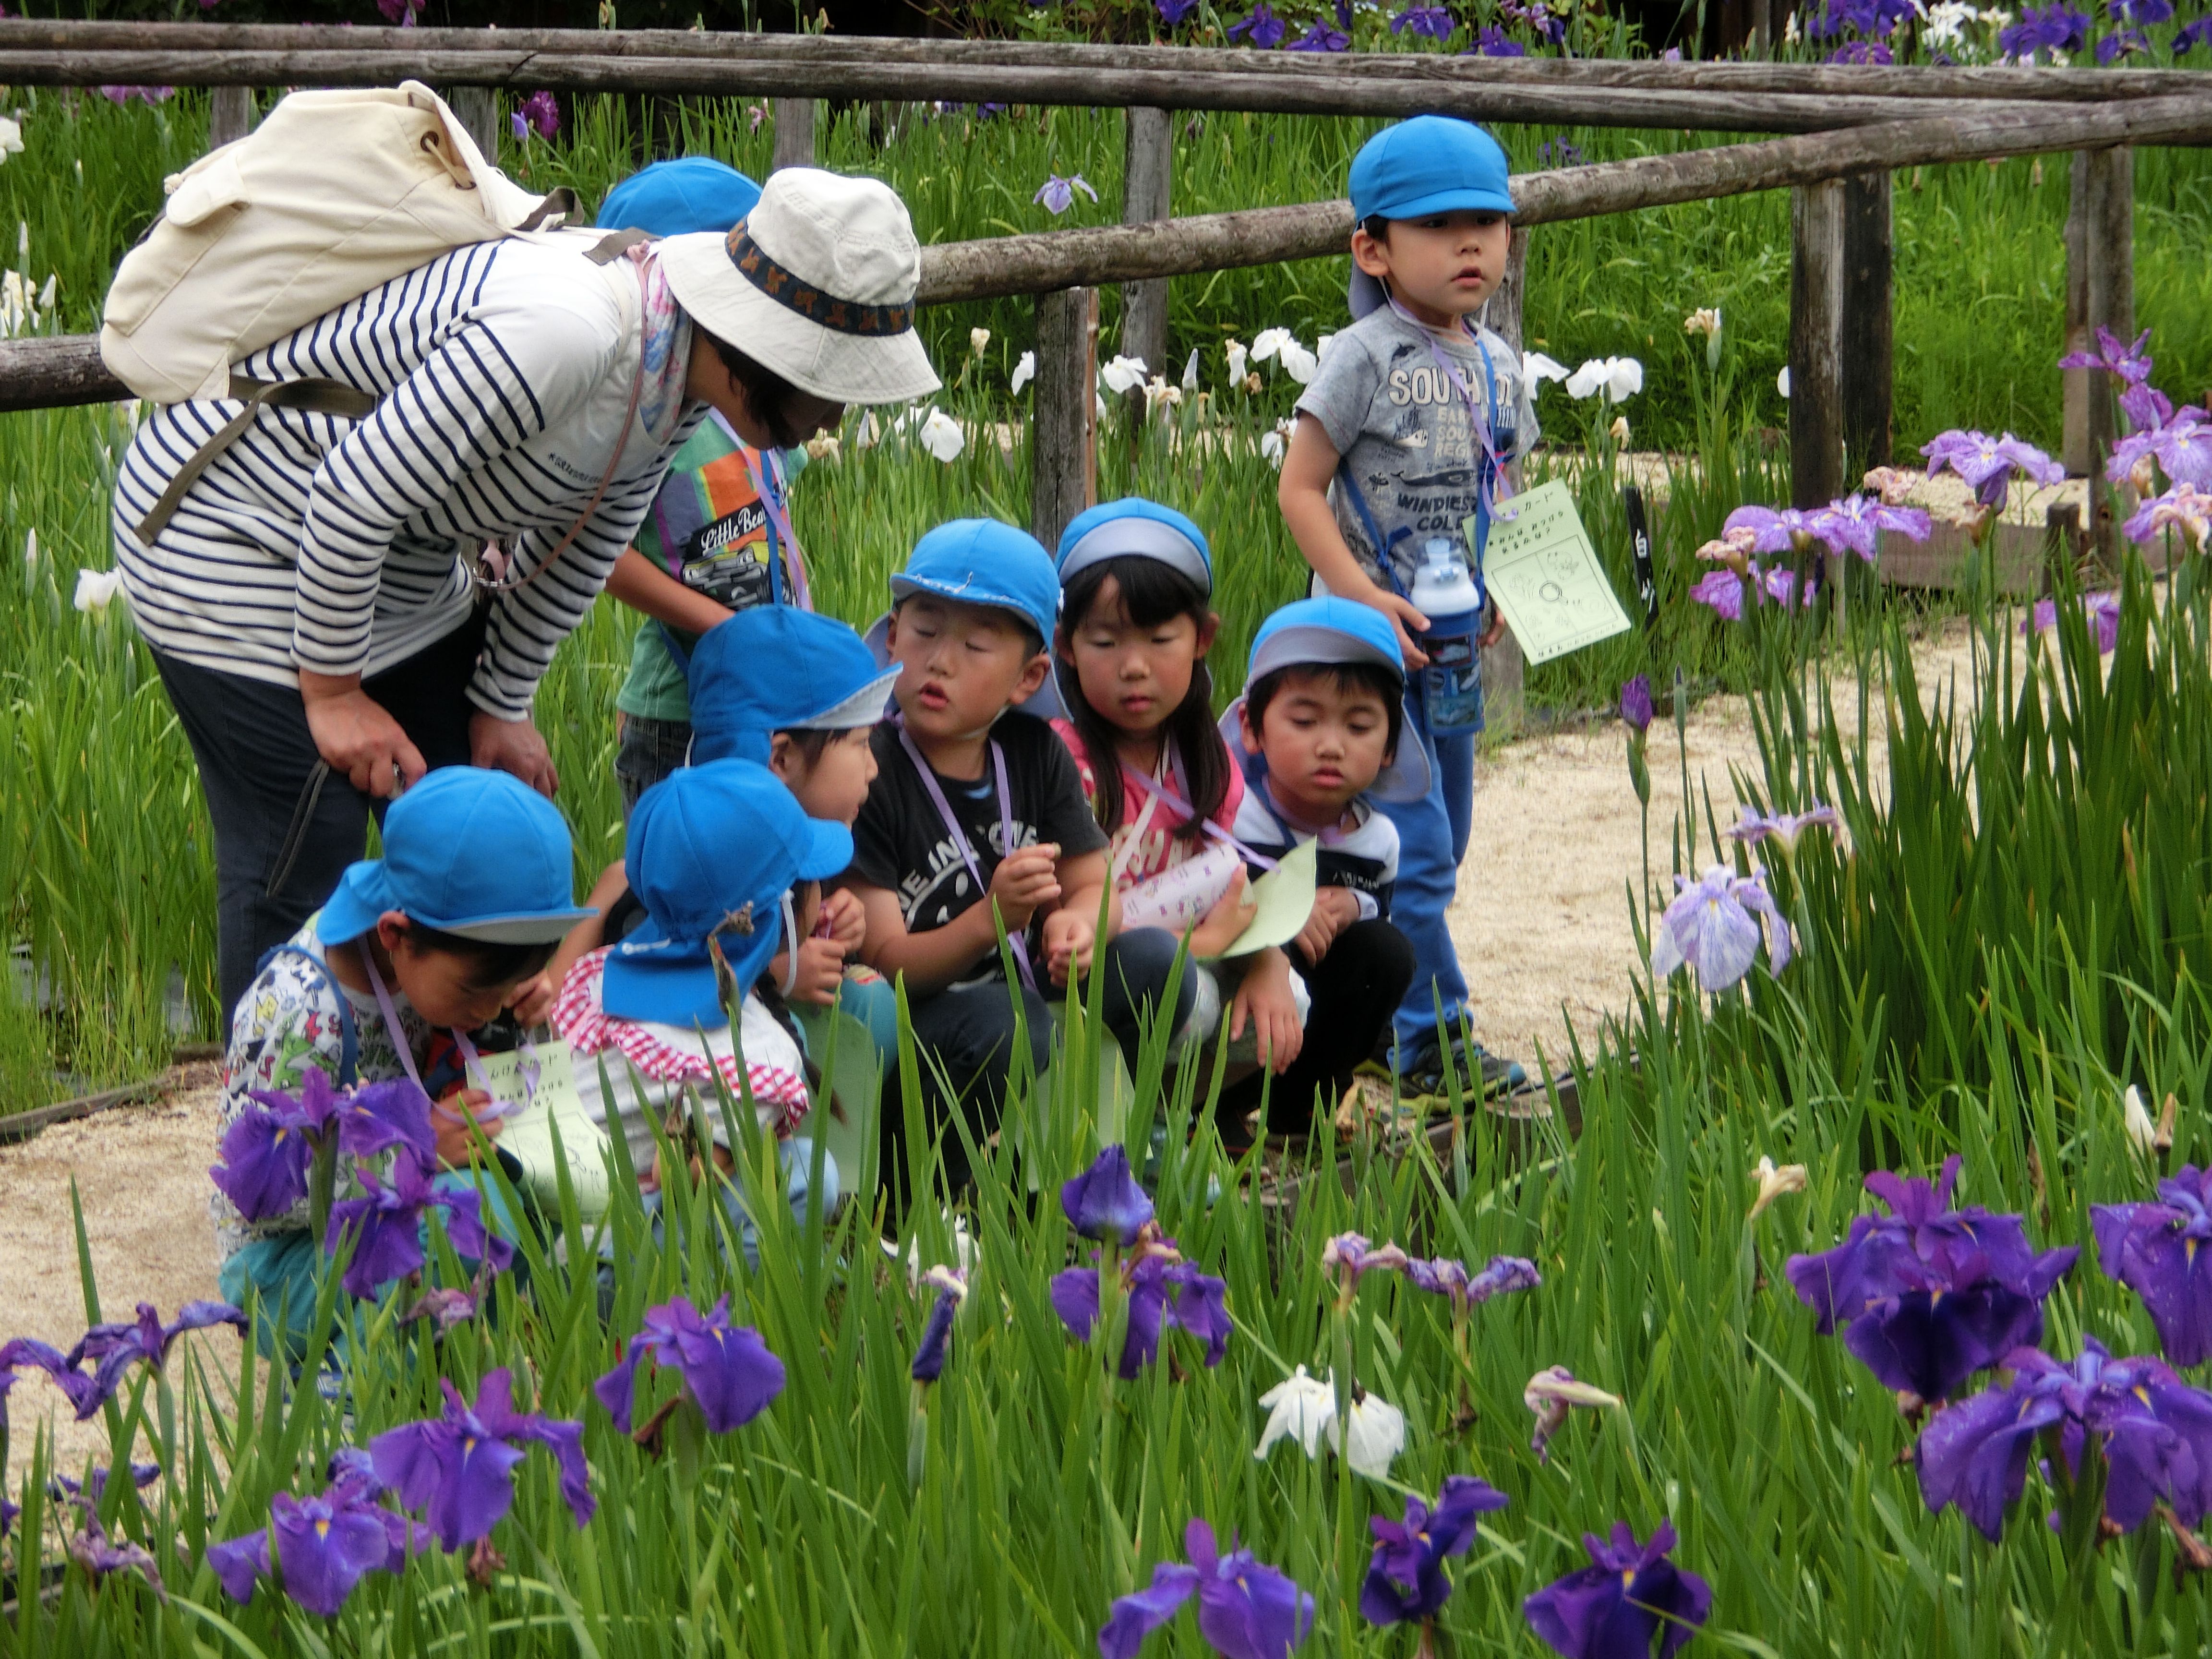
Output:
[1408, 536, 1484, 735]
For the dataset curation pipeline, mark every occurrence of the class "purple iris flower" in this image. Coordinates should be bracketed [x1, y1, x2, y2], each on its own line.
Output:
[1724, 804, 1841, 855]
[1156, 0, 1201, 21]
[1034, 173, 1100, 215]
[64, 1301, 246, 1419]
[2119, 382, 2174, 433]
[98, 85, 174, 106]
[1062, 1145, 1155, 1245]
[212, 1070, 435, 1223]
[1811, 494, 1933, 561]
[1391, 3, 1456, 38]
[1406, 1253, 1541, 1310]
[2107, 0, 2172, 19]
[369, 1367, 594, 1550]
[593, 1295, 786, 1435]
[1721, 504, 1826, 554]
[1359, 1476, 1508, 1626]
[2058, 325, 2155, 385]
[325, 1150, 511, 1300]
[1052, 1243, 1231, 1379]
[1919, 1338, 2212, 1539]
[67, 1514, 164, 1596]
[2093, 1167, 2212, 1366]
[206, 1467, 421, 1618]
[1287, 19, 1351, 48]
[2094, 20, 2149, 56]
[2024, 590, 2123, 655]
[2177, 15, 2212, 49]
[1785, 1156, 2077, 1403]
[0, 1336, 100, 1421]
[2110, 411, 2212, 490]
[1322, 1232, 1409, 1293]
[1, 1499, 15, 1539]
[1649, 865, 1791, 992]
[1539, 136, 1586, 167]
[516, 91, 560, 141]
[1689, 567, 1754, 621]
[50, 1463, 160, 1507]
[1523, 1520, 1710, 1659]
[1999, 1, 2090, 55]
[1475, 25, 1529, 53]
[1618, 675, 1653, 734]
[1098, 1517, 1314, 1659]
[1920, 429, 2066, 508]
[1228, 2, 1287, 45]
[1828, 39, 1894, 60]
[912, 1286, 961, 1382]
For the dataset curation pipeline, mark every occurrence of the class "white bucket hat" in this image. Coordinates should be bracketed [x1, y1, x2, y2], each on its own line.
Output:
[659, 168, 941, 406]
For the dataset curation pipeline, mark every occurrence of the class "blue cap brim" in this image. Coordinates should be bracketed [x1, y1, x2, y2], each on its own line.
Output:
[1366, 186, 1515, 221]
[314, 857, 596, 947]
[601, 927, 773, 1030]
[315, 860, 395, 948]
[1218, 696, 1432, 805]
[863, 613, 1067, 721]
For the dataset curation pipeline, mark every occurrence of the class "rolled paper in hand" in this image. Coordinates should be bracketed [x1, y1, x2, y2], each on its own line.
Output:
[1116, 841, 1242, 936]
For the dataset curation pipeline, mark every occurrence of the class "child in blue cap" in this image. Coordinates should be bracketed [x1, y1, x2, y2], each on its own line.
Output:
[847, 518, 1193, 1205]
[594, 157, 821, 814]
[216, 767, 596, 1344]
[1048, 496, 1307, 1079]
[1214, 599, 1420, 1150]
[550, 759, 850, 1242]
[1276, 114, 1536, 1102]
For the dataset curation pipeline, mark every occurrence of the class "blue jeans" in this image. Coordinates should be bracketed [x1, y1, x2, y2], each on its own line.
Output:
[1376, 684, 1476, 1055]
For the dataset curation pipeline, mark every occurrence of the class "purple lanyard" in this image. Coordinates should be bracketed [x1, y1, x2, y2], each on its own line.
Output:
[1254, 781, 1356, 851]
[894, 725, 1038, 992]
[736, 441, 812, 611]
[1123, 761, 1279, 873]
[357, 944, 514, 1123]
[1386, 295, 1512, 513]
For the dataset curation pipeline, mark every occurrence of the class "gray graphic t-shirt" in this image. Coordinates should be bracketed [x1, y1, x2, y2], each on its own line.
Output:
[1295, 306, 1538, 595]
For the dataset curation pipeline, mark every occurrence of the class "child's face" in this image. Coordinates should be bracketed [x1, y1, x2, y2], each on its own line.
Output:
[884, 595, 1050, 747]
[1241, 669, 1394, 822]
[377, 914, 531, 1033]
[1064, 575, 1219, 740]
[1351, 210, 1511, 329]
[771, 726, 878, 826]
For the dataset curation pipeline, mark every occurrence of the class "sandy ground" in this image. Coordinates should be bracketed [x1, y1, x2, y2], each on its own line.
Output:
[0, 621, 1994, 1491]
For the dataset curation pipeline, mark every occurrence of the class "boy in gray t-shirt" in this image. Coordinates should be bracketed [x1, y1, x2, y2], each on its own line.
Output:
[1276, 115, 1534, 1103]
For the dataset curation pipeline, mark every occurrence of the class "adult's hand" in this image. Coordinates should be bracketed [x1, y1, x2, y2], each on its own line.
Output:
[471, 709, 559, 798]
[300, 669, 426, 799]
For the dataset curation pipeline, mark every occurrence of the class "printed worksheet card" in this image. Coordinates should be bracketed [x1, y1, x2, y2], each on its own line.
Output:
[469, 1039, 613, 1218]
[1468, 480, 1634, 666]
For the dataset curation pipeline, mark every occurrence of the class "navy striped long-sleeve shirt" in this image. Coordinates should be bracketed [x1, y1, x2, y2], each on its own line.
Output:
[112, 237, 703, 719]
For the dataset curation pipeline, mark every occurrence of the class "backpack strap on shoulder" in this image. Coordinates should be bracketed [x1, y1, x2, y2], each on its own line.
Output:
[251, 941, 360, 1089]
[1332, 459, 1415, 598]
[135, 375, 381, 546]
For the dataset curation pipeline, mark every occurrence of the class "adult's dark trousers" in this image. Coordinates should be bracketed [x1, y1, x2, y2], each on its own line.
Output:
[154, 610, 488, 1034]
[1216, 919, 1415, 1141]
[879, 926, 1194, 1208]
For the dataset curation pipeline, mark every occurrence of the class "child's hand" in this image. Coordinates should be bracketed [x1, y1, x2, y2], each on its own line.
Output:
[1042, 908, 1095, 987]
[788, 936, 848, 1006]
[1185, 867, 1258, 960]
[1478, 603, 1507, 649]
[988, 843, 1062, 933]
[1230, 950, 1304, 1074]
[1358, 587, 1432, 670]
[431, 1087, 505, 1168]
[1292, 887, 1361, 966]
[506, 970, 556, 1028]
[819, 887, 867, 953]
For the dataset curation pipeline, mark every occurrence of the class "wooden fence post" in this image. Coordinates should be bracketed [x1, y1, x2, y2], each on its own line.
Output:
[771, 97, 817, 172]
[446, 86, 500, 159]
[208, 84, 254, 149]
[1839, 169, 1892, 476]
[1031, 286, 1099, 552]
[2063, 145, 2133, 563]
[1789, 179, 1847, 512]
[1120, 106, 1173, 374]
[1479, 226, 1528, 736]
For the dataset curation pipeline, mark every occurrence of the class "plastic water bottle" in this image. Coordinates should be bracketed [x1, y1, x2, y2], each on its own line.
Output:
[1409, 536, 1484, 735]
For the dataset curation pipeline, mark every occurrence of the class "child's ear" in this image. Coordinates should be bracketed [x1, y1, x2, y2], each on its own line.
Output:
[1007, 651, 1053, 706]
[1350, 226, 1393, 281]
[1238, 701, 1261, 751]
[1195, 611, 1223, 656]
[375, 911, 410, 955]
[767, 731, 798, 781]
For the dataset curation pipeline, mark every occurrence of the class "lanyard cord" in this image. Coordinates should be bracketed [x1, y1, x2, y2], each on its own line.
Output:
[356, 943, 514, 1125]
[1122, 758, 1281, 872]
[893, 723, 1038, 993]
[735, 438, 812, 612]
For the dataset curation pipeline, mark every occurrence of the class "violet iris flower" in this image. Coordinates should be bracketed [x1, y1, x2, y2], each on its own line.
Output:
[206, 1467, 421, 1618]
[1476, 24, 1529, 53]
[325, 1150, 511, 1300]
[1812, 494, 1933, 561]
[1649, 865, 1791, 992]
[2093, 1166, 2212, 1366]
[516, 90, 559, 140]
[1098, 1517, 1314, 1659]
[1523, 1520, 1710, 1659]
[2178, 15, 2212, 49]
[912, 1286, 961, 1382]
[2059, 326, 2156, 387]
[1062, 1145, 1155, 1245]
[67, 1514, 164, 1596]
[1618, 675, 1653, 734]
[212, 1069, 435, 1223]
[0, 1336, 100, 1421]
[1286, 19, 1351, 48]
[1156, 0, 1201, 21]
[2107, 0, 2172, 19]
[1053, 1244, 1231, 1379]
[1322, 1232, 1409, 1293]
[1724, 804, 1841, 855]
[2024, 590, 2124, 654]
[1918, 1337, 2212, 1539]
[1720, 503, 1825, 555]
[1689, 567, 1754, 621]
[1406, 1253, 1541, 1310]
[1359, 1476, 1508, 1626]
[1391, 3, 1456, 37]
[1921, 429, 2066, 508]
[1828, 39, 1894, 60]
[1539, 136, 1586, 167]
[593, 1295, 786, 1435]
[1785, 1156, 2077, 1403]
[2111, 412, 2212, 491]
[369, 1367, 593, 1550]
[1999, 1, 2090, 54]
[64, 1301, 246, 1419]
[1034, 173, 1100, 215]
[1228, 3, 1288, 45]
[2125, 483, 2212, 552]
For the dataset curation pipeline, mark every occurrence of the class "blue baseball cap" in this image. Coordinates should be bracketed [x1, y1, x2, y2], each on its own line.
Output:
[867, 517, 1067, 720]
[1348, 118, 1514, 322]
[689, 608, 900, 767]
[597, 156, 763, 238]
[602, 760, 854, 1028]
[1056, 497, 1212, 596]
[1219, 597, 1431, 803]
[318, 767, 596, 947]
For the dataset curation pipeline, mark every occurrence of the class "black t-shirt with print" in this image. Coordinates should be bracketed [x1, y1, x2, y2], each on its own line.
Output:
[850, 712, 1109, 982]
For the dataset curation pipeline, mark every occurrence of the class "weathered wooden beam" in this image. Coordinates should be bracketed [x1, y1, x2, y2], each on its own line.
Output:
[1838, 169, 1893, 477]
[1479, 227, 1529, 737]
[1119, 106, 1173, 383]
[445, 84, 499, 159]
[1031, 287, 1098, 554]
[1790, 179, 1848, 516]
[2062, 145, 2134, 563]
[770, 95, 815, 172]
[0, 47, 2182, 136]
[1, 19, 2201, 105]
[207, 83, 254, 148]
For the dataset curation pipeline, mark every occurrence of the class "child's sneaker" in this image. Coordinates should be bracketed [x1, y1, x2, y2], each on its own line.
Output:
[1394, 1034, 1524, 1105]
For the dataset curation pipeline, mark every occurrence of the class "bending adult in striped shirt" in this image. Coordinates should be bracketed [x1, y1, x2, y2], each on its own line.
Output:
[112, 168, 939, 1027]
